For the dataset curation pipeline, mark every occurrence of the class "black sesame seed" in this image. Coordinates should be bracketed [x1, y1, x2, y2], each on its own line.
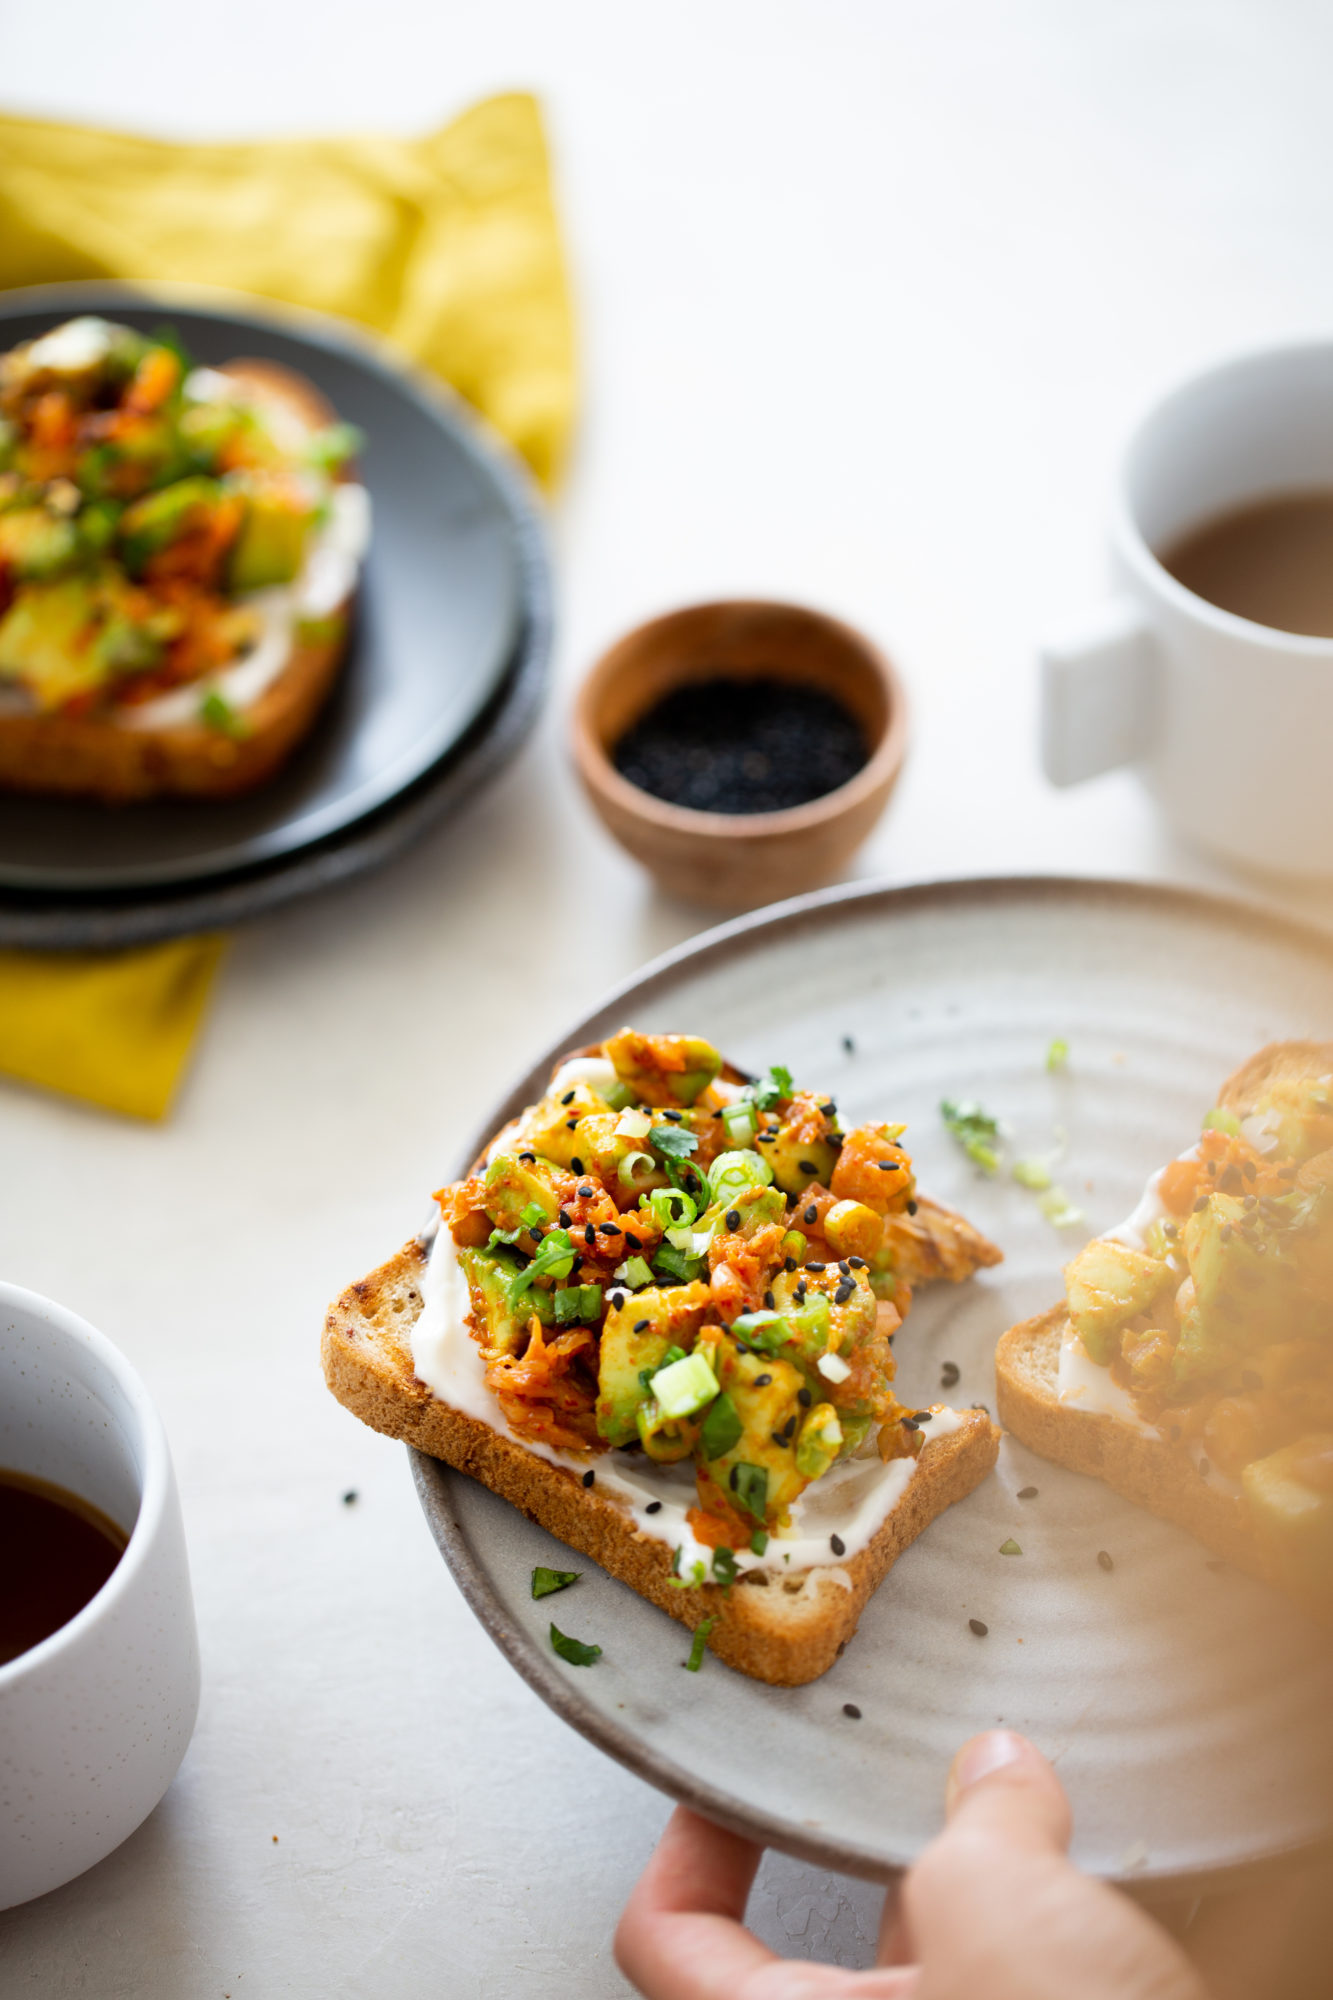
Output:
[848, 1256, 867, 1269]
[842, 1701, 861, 1719]
[969, 1618, 988, 1637]
[804, 1205, 818, 1224]
[794, 1282, 807, 1303]
[754, 1373, 772, 1388]
[784, 1257, 797, 1272]
[1097, 1550, 1114, 1572]
[797, 1388, 812, 1408]
[834, 1280, 854, 1304]
[901, 1416, 919, 1431]
[764, 1290, 776, 1310]
[830, 1533, 846, 1556]
[807, 1261, 826, 1272]
[570, 1158, 584, 1174]
[799, 1159, 819, 1174]
[584, 1225, 596, 1246]
[906, 1199, 918, 1215]
[726, 1208, 741, 1230]
[634, 1318, 650, 1333]
[603, 1222, 622, 1236]
[1193, 1196, 1209, 1212]
[940, 1362, 960, 1389]
[782, 1415, 797, 1440]
[645, 1501, 662, 1515]
[729, 1465, 739, 1490]
[771, 1431, 787, 1448]
[624, 1234, 642, 1251]
[582, 1470, 595, 1488]
[561, 1090, 576, 1106]
[821, 1103, 836, 1118]
[842, 1035, 856, 1055]
[664, 1110, 683, 1123]
[578, 1184, 594, 1198]
[565, 1117, 578, 1130]
[342, 1490, 358, 1505]
[558, 1208, 571, 1226]
[838, 1259, 851, 1275]
[609, 1291, 626, 1309]
[1016, 1485, 1038, 1500]
[876, 1160, 899, 1172]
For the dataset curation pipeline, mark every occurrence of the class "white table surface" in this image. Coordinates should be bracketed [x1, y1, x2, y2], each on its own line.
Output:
[3, 4, 1333, 1992]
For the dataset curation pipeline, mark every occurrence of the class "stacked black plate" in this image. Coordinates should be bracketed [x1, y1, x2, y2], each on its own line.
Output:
[0, 285, 552, 946]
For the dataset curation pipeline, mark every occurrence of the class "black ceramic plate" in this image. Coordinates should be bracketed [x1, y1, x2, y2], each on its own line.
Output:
[0, 283, 548, 891]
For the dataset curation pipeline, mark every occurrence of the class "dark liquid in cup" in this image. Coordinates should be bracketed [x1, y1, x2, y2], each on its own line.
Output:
[1160, 492, 1333, 638]
[0, 1469, 128, 1665]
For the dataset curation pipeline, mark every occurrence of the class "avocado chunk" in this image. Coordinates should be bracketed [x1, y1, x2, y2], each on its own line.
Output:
[795, 1402, 845, 1479]
[1065, 1237, 1170, 1366]
[604, 1029, 722, 1107]
[1174, 1191, 1308, 1381]
[0, 577, 107, 708]
[761, 1115, 838, 1197]
[694, 1332, 809, 1527]
[0, 508, 80, 581]
[482, 1154, 563, 1234]
[457, 1246, 552, 1355]
[1242, 1435, 1333, 1601]
[595, 1281, 711, 1446]
[1253, 1080, 1333, 1165]
[226, 474, 316, 592]
[117, 476, 223, 577]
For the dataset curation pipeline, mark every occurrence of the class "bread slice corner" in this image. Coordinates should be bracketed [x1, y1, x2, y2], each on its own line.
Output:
[323, 1240, 1001, 1686]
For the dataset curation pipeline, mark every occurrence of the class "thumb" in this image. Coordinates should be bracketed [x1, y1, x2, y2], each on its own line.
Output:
[943, 1730, 1073, 1857]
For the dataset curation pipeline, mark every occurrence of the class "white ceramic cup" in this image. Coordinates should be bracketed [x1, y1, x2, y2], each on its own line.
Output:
[0, 1284, 199, 1910]
[1041, 337, 1333, 877]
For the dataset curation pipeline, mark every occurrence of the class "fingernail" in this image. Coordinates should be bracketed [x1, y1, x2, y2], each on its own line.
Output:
[945, 1730, 1029, 1815]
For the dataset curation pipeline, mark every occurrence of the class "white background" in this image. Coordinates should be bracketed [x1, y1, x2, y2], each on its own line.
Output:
[3, 3, 1333, 1992]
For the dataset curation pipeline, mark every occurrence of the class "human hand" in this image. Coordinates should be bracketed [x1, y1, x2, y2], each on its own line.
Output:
[615, 1729, 1211, 1999]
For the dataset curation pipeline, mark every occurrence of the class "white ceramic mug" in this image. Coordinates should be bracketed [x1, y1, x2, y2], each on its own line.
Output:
[0, 1284, 199, 1910]
[1041, 337, 1333, 877]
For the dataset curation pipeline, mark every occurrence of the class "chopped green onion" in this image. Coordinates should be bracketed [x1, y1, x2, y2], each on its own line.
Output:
[647, 1187, 696, 1230]
[1203, 1107, 1241, 1136]
[549, 1623, 601, 1665]
[520, 1201, 548, 1228]
[1046, 1038, 1070, 1072]
[749, 1528, 769, 1556]
[711, 1546, 738, 1591]
[730, 1309, 792, 1352]
[720, 1101, 758, 1146]
[652, 1245, 704, 1283]
[1012, 1158, 1053, 1191]
[700, 1392, 743, 1460]
[199, 689, 249, 738]
[940, 1098, 1002, 1174]
[999, 1538, 1022, 1556]
[531, 1566, 580, 1599]
[618, 1256, 655, 1290]
[685, 1616, 717, 1671]
[603, 1081, 637, 1111]
[510, 1228, 576, 1294]
[731, 1462, 769, 1525]
[652, 1350, 721, 1420]
[707, 1148, 774, 1204]
[618, 1151, 657, 1193]
[1039, 1186, 1085, 1229]
[485, 1226, 524, 1251]
[669, 1558, 707, 1591]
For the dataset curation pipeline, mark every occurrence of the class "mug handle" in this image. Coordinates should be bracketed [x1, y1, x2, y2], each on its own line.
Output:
[1039, 599, 1156, 785]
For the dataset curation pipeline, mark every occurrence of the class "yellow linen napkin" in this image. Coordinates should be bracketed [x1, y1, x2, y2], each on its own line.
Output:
[0, 93, 574, 1118]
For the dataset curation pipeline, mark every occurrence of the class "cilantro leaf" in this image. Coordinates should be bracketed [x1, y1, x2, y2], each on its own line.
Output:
[649, 1125, 700, 1160]
[531, 1566, 580, 1599]
[940, 1098, 1002, 1174]
[549, 1622, 601, 1665]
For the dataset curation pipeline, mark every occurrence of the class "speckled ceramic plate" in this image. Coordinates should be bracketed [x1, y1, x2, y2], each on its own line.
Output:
[411, 876, 1333, 1894]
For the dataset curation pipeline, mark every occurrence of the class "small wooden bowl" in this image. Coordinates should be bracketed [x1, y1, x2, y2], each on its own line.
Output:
[572, 599, 909, 910]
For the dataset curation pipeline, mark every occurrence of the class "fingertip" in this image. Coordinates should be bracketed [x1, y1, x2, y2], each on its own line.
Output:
[944, 1730, 1072, 1851]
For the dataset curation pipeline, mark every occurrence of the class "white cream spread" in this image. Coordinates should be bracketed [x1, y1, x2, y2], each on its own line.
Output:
[411, 1224, 964, 1579]
[115, 482, 371, 731]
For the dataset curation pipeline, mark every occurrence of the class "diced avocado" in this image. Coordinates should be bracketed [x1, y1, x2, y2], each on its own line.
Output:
[694, 1334, 808, 1526]
[457, 1247, 553, 1355]
[1254, 1080, 1333, 1165]
[795, 1402, 844, 1480]
[698, 1183, 786, 1240]
[1242, 1435, 1333, 1601]
[482, 1154, 563, 1234]
[605, 1029, 722, 1107]
[226, 474, 315, 592]
[521, 1086, 625, 1173]
[771, 1261, 876, 1365]
[595, 1282, 711, 1446]
[0, 577, 107, 708]
[1174, 1192, 1307, 1381]
[0, 508, 79, 581]
[762, 1117, 838, 1197]
[1065, 1237, 1170, 1366]
[117, 476, 223, 577]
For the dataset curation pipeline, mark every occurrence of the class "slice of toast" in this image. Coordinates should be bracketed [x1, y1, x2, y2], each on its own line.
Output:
[324, 1240, 1000, 1686]
[996, 1041, 1333, 1619]
[0, 360, 357, 803]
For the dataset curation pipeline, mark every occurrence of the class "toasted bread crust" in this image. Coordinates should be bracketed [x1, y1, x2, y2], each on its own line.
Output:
[0, 358, 355, 803]
[995, 1041, 1333, 1622]
[323, 1239, 1001, 1685]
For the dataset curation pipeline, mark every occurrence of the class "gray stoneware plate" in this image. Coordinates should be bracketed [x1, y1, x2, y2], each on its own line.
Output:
[0, 283, 546, 891]
[412, 875, 1333, 1895]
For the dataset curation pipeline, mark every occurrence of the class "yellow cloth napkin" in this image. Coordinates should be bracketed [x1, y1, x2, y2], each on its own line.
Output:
[0, 93, 574, 1118]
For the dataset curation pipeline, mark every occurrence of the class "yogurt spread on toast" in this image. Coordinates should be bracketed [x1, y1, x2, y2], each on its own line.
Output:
[414, 1031, 994, 1582]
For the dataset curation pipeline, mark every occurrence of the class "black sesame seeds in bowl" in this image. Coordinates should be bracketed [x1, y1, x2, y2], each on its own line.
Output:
[572, 599, 908, 911]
